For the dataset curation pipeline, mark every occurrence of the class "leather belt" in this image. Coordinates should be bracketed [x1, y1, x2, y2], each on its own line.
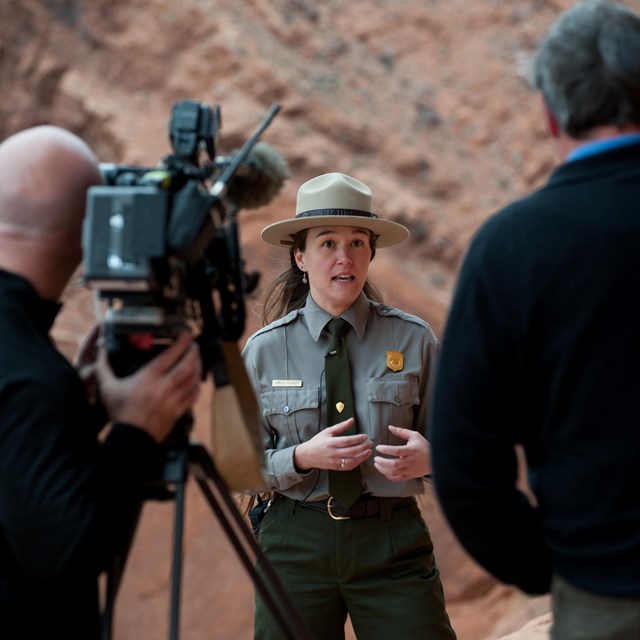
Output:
[293, 494, 416, 520]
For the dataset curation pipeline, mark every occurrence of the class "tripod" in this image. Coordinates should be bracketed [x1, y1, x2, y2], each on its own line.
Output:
[100, 440, 312, 640]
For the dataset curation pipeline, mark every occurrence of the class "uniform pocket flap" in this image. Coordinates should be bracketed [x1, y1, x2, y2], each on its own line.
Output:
[366, 377, 419, 406]
[259, 387, 319, 416]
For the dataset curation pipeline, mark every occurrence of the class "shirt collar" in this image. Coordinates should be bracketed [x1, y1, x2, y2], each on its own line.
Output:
[0, 269, 62, 334]
[303, 292, 370, 342]
[566, 133, 640, 163]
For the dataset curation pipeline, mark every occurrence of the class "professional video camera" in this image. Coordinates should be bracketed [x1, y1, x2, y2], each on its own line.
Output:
[83, 99, 286, 361]
[82, 99, 288, 489]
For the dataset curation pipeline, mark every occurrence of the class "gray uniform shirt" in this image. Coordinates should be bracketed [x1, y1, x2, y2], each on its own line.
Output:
[241, 292, 439, 501]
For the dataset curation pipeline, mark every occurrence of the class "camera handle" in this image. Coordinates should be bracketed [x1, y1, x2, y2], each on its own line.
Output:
[101, 440, 312, 640]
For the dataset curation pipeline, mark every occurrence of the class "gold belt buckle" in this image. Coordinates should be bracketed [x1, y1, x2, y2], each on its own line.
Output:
[327, 496, 351, 520]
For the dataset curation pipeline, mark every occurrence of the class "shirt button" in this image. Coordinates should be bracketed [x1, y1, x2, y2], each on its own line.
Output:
[394, 395, 400, 403]
[283, 405, 290, 414]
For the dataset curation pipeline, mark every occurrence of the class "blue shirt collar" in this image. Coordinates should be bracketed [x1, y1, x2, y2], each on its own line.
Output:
[566, 132, 640, 162]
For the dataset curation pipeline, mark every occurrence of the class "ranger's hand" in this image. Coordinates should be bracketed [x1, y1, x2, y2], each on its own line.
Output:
[293, 417, 373, 472]
[374, 425, 431, 481]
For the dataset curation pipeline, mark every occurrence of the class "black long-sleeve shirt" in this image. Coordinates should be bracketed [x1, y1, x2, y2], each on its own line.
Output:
[0, 270, 159, 639]
[430, 143, 640, 597]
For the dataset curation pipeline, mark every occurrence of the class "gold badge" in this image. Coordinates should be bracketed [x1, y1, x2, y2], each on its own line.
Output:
[336, 402, 345, 413]
[386, 350, 403, 372]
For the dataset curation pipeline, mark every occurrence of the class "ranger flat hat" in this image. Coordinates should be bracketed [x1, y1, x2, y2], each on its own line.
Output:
[260, 172, 410, 248]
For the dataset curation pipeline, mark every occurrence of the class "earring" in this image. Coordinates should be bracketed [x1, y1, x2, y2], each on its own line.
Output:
[302, 271, 308, 284]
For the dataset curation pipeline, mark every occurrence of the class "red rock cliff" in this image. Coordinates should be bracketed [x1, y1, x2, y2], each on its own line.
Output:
[2, 0, 596, 637]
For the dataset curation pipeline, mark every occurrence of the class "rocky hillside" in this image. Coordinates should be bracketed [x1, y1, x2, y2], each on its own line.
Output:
[1, 0, 610, 637]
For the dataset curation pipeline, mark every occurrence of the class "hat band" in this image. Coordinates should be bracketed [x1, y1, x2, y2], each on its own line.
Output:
[295, 208, 378, 219]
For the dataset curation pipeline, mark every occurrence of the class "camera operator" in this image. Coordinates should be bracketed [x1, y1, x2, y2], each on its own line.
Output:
[0, 125, 202, 639]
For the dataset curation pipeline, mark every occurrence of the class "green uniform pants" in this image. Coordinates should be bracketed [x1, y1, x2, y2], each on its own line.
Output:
[254, 496, 456, 640]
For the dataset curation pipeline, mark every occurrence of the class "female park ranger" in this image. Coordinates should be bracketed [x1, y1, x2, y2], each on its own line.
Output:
[242, 173, 456, 640]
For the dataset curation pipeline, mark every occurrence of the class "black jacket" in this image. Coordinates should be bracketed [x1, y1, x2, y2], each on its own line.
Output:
[0, 270, 158, 639]
[430, 142, 640, 597]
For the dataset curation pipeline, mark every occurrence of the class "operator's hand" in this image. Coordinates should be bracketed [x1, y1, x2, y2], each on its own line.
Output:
[95, 331, 202, 443]
[373, 425, 431, 481]
[293, 417, 372, 472]
[73, 324, 101, 403]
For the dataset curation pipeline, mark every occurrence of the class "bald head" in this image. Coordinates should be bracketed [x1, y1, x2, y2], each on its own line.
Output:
[0, 126, 101, 300]
[0, 125, 100, 234]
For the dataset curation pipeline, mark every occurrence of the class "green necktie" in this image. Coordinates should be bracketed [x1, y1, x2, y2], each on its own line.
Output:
[325, 317, 362, 508]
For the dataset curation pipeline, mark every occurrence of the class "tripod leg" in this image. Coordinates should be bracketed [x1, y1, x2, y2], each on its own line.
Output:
[104, 445, 191, 640]
[169, 452, 188, 640]
[188, 444, 313, 640]
[101, 557, 122, 640]
[101, 503, 145, 640]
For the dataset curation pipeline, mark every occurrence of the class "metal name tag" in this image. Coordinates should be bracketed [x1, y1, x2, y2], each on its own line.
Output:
[272, 379, 303, 387]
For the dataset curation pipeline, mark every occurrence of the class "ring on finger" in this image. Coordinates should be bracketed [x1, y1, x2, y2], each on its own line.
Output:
[340, 457, 345, 468]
